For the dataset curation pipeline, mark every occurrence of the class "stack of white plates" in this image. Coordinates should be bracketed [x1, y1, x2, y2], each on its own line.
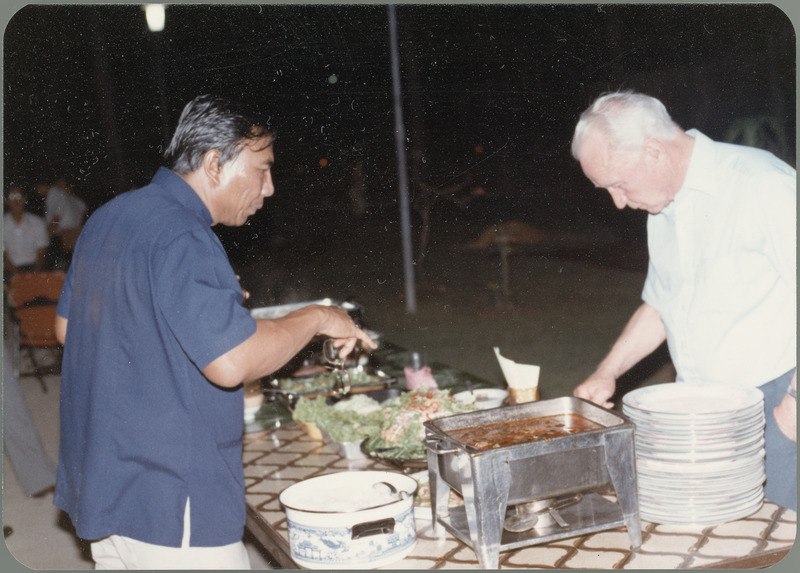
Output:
[622, 382, 765, 525]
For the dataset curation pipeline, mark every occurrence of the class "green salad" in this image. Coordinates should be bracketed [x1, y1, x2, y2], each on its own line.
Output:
[293, 389, 476, 459]
[292, 394, 384, 443]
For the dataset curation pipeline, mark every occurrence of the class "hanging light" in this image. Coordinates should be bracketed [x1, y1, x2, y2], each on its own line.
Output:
[143, 4, 166, 33]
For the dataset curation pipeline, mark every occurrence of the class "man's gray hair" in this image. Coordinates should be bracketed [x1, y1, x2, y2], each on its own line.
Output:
[164, 95, 273, 174]
[571, 91, 681, 160]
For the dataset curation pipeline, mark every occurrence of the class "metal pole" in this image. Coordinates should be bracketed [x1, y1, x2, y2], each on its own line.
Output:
[387, 4, 417, 313]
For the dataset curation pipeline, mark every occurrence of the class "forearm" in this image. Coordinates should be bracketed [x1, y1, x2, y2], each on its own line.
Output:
[55, 315, 68, 344]
[203, 304, 374, 388]
[593, 302, 667, 380]
[203, 306, 325, 387]
[773, 369, 797, 443]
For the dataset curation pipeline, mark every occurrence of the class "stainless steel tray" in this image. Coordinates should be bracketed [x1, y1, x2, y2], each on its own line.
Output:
[425, 396, 629, 449]
[424, 397, 635, 503]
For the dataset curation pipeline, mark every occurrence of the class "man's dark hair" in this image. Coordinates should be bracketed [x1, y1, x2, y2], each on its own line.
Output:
[164, 95, 274, 174]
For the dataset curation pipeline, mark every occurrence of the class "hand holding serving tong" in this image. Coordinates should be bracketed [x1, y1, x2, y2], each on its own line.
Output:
[322, 338, 352, 396]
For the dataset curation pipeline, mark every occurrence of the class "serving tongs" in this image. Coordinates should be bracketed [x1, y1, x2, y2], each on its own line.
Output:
[322, 338, 352, 396]
[504, 494, 584, 533]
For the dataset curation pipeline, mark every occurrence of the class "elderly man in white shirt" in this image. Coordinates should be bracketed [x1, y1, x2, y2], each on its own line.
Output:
[571, 90, 796, 511]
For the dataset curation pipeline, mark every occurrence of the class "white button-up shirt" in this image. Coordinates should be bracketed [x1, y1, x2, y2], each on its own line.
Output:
[45, 186, 86, 231]
[2, 211, 49, 266]
[642, 130, 796, 387]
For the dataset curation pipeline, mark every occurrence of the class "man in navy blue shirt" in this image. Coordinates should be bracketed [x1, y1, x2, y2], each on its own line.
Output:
[54, 95, 375, 569]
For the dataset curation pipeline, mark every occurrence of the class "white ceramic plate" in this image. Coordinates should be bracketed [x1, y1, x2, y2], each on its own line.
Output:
[633, 435, 764, 461]
[640, 498, 763, 526]
[635, 449, 765, 474]
[622, 382, 763, 416]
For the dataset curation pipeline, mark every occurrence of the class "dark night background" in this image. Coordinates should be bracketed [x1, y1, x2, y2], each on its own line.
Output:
[2, 2, 796, 267]
[1, 6, 797, 567]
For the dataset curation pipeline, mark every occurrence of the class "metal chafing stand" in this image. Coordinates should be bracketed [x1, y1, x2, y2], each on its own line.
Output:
[424, 396, 642, 569]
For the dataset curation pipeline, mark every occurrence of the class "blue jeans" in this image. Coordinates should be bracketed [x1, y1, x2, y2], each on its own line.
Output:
[759, 368, 797, 511]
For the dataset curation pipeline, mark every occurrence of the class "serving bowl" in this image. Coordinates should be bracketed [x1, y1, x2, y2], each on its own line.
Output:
[453, 388, 508, 410]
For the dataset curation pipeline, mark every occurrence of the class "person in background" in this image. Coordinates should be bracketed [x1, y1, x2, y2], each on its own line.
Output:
[36, 175, 86, 236]
[2, 340, 58, 499]
[3, 184, 49, 282]
[571, 90, 796, 511]
[54, 94, 376, 569]
[34, 175, 86, 269]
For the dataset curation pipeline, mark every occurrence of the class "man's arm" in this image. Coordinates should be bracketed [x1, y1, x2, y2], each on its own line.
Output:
[774, 370, 797, 443]
[55, 304, 375, 389]
[203, 304, 376, 388]
[55, 315, 67, 344]
[573, 302, 667, 408]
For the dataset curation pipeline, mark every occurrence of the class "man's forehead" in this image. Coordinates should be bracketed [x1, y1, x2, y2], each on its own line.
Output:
[579, 132, 612, 172]
[243, 136, 274, 157]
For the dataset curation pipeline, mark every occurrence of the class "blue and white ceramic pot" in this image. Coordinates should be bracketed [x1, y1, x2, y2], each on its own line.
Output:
[280, 470, 418, 569]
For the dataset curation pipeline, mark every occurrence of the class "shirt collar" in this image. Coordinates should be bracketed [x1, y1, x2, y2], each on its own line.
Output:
[151, 167, 213, 226]
[680, 129, 719, 198]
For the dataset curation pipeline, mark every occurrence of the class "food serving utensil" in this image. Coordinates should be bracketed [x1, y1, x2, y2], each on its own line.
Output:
[504, 494, 583, 532]
[373, 481, 411, 501]
[322, 338, 351, 396]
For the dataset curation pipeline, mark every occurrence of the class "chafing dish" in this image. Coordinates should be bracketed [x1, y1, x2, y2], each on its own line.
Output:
[424, 396, 641, 568]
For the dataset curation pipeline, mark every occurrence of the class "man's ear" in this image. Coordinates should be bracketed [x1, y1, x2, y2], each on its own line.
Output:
[643, 138, 666, 163]
[202, 149, 223, 185]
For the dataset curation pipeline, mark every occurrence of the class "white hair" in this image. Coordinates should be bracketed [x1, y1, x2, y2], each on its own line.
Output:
[571, 90, 682, 160]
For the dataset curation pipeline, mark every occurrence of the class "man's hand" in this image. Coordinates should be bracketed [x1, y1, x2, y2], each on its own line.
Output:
[235, 275, 250, 301]
[314, 306, 377, 356]
[572, 302, 666, 410]
[573, 374, 617, 409]
[774, 387, 797, 443]
[203, 303, 376, 388]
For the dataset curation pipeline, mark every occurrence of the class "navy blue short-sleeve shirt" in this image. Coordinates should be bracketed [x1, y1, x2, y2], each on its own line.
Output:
[55, 168, 257, 547]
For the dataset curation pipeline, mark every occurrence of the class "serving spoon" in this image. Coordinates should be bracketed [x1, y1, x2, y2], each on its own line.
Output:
[373, 481, 410, 501]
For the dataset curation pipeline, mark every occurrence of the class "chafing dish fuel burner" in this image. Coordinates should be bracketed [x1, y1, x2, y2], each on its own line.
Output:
[424, 397, 642, 569]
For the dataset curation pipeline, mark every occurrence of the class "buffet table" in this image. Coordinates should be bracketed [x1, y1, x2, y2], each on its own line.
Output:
[242, 425, 794, 569]
[241, 341, 795, 569]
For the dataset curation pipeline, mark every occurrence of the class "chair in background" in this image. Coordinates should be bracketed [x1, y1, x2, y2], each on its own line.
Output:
[6, 270, 66, 391]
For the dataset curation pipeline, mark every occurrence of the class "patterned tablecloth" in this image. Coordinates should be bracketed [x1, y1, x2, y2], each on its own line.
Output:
[242, 424, 796, 570]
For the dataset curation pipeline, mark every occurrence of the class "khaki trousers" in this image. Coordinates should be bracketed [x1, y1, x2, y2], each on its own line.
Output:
[90, 499, 251, 570]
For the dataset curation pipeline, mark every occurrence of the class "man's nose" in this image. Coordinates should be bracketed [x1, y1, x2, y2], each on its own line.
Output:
[608, 188, 627, 210]
[262, 173, 275, 197]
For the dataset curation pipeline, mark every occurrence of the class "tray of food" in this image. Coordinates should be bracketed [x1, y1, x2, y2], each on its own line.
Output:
[264, 365, 396, 406]
[291, 388, 476, 472]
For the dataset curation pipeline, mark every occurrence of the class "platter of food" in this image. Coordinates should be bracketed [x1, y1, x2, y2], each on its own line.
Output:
[291, 388, 476, 471]
[360, 442, 428, 472]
